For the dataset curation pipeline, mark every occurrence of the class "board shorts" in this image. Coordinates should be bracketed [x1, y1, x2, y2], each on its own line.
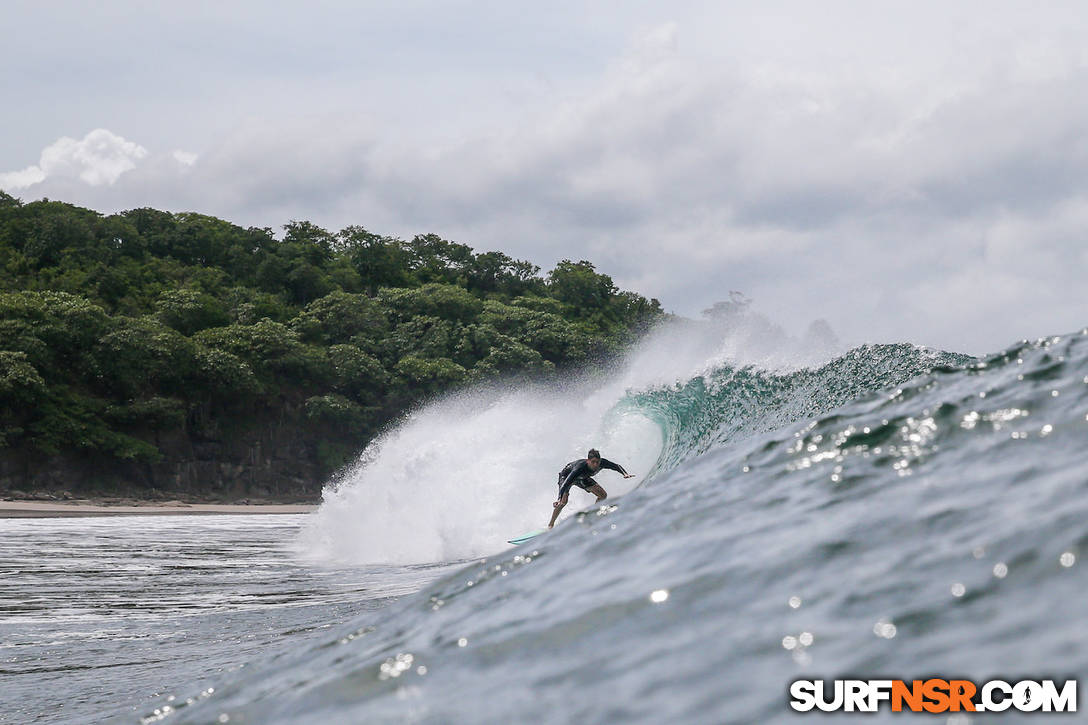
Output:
[557, 472, 598, 493]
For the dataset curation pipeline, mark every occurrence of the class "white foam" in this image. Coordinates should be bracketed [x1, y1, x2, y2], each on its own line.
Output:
[297, 314, 842, 565]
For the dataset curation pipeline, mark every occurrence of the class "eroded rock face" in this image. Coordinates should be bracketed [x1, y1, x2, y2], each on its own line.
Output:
[0, 419, 330, 503]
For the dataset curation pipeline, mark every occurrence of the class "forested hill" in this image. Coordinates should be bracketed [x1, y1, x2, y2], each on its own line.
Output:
[0, 191, 663, 501]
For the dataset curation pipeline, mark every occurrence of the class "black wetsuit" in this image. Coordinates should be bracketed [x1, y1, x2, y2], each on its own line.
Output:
[557, 458, 628, 499]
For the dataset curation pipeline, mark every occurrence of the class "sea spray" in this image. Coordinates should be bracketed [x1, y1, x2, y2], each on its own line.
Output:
[297, 381, 660, 565]
[298, 313, 848, 566]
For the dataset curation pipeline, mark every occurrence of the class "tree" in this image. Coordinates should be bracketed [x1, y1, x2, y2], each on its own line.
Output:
[465, 250, 542, 297]
[610, 290, 663, 335]
[406, 233, 474, 284]
[192, 347, 262, 398]
[91, 316, 198, 398]
[326, 344, 386, 403]
[155, 288, 229, 336]
[0, 351, 46, 445]
[0, 290, 110, 374]
[194, 319, 313, 382]
[546, 260, 617, 318]
[283, 220, 336, 265]
[479, 300, 592, 364]
[389, 315, 460, 361]
[470, 335, 555, 381]
[305, 393, 369, 429]
[393, 355, 467, 398]
[339, 226, 412, 293]
[378, 283, 482, 324]
[290, 291, 387, 345]
[16, 202, 99, 268]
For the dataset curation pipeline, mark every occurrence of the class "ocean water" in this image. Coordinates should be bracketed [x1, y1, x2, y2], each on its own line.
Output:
[0, 516, 460, 723]
[4, 323, 1088, 723]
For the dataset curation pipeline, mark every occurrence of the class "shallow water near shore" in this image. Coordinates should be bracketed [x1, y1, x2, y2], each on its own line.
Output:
[0, 515, 459, 724]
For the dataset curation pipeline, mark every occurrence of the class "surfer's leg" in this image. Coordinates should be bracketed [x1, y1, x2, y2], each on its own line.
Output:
[587, 484, 607, 502]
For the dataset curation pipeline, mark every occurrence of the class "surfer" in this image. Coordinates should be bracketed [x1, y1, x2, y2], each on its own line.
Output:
[548, 449, 634, 528]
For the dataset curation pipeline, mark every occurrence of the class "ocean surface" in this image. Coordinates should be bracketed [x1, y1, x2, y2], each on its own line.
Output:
[3, 322, 1087, 723]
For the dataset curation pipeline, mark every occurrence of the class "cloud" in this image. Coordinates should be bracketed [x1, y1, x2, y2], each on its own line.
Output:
[0, 165, 46, 191]
[6, 18, 1088, 354]
[0, 129, 148, 191]
[172, 150, 198, 167]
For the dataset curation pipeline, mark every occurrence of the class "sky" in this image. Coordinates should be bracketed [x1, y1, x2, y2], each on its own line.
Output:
[3, 0, 1088, 355]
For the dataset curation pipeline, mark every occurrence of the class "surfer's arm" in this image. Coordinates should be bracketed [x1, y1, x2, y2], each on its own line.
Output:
[557, 476, 575, 500]
[600, 458, 634, 478]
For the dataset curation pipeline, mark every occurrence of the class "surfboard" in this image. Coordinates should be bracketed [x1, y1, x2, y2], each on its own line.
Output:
[507, 529, 546, 545]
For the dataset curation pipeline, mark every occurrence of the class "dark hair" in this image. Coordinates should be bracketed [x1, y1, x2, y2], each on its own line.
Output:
[587, 448, 601, 459]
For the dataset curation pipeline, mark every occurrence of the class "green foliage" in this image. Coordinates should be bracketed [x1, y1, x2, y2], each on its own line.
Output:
[338, 226, 413, 293]
[155, 288, 230, 335]
[510, 294, 567, 315]
[465, 250, 542, 297]
[610, 290, 664, 335]
[0, 351, 46, 445]
[197, 319, 333, 388]
[326, 344, 386, 402]
[192, 347, 262, 397]
[104, 396, 187, 430]
[315, 439, 357, 472]
[379, 283, 482, 324]
[479, 300, 592, 365]
[547, 260, 617, 316]
[406, 233, 475, 285]
[0, 290, 111, 374]
[451, 323, 499, 368]
[0, 200, 664, 481]
[224, 286, 293, 324]
[393, 355, 467, 397]
[471, 335, 555, 381]
[290, 291, 387, 345]
[195, 319, 301, 370]
[389, 316, 460, 360]
[305, 393, 369, 429]
[26, 391, 162, 462]
[0, 350, 45, 400]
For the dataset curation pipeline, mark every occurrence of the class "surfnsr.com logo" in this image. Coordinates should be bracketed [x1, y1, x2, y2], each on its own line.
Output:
[790, 679, 1077, 713]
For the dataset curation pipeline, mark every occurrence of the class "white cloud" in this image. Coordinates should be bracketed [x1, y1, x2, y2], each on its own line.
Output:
[0, 129, 148, 191]
[172, 150, 198, 167]
[0, 165, 46, 191]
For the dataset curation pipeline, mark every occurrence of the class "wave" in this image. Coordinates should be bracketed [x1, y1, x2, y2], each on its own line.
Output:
[144, 326, 1088, 724]
[298, 318, 969, 565]
[626, 342, 971, 476]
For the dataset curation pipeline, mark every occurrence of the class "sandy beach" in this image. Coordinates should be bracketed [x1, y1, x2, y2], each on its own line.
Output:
[0, 500, 319, 518]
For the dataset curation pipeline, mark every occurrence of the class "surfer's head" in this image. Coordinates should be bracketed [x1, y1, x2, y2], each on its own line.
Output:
[587, 449, 601, 469]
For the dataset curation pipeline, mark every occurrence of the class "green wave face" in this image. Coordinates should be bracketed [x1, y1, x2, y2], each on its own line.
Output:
[621, 343, 975, 478]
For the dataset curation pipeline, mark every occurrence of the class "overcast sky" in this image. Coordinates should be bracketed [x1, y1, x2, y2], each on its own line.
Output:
[3, 1, 1088, 355]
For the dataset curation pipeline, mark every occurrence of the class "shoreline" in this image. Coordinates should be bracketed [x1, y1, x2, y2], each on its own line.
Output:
[0, 499, 319, 518]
